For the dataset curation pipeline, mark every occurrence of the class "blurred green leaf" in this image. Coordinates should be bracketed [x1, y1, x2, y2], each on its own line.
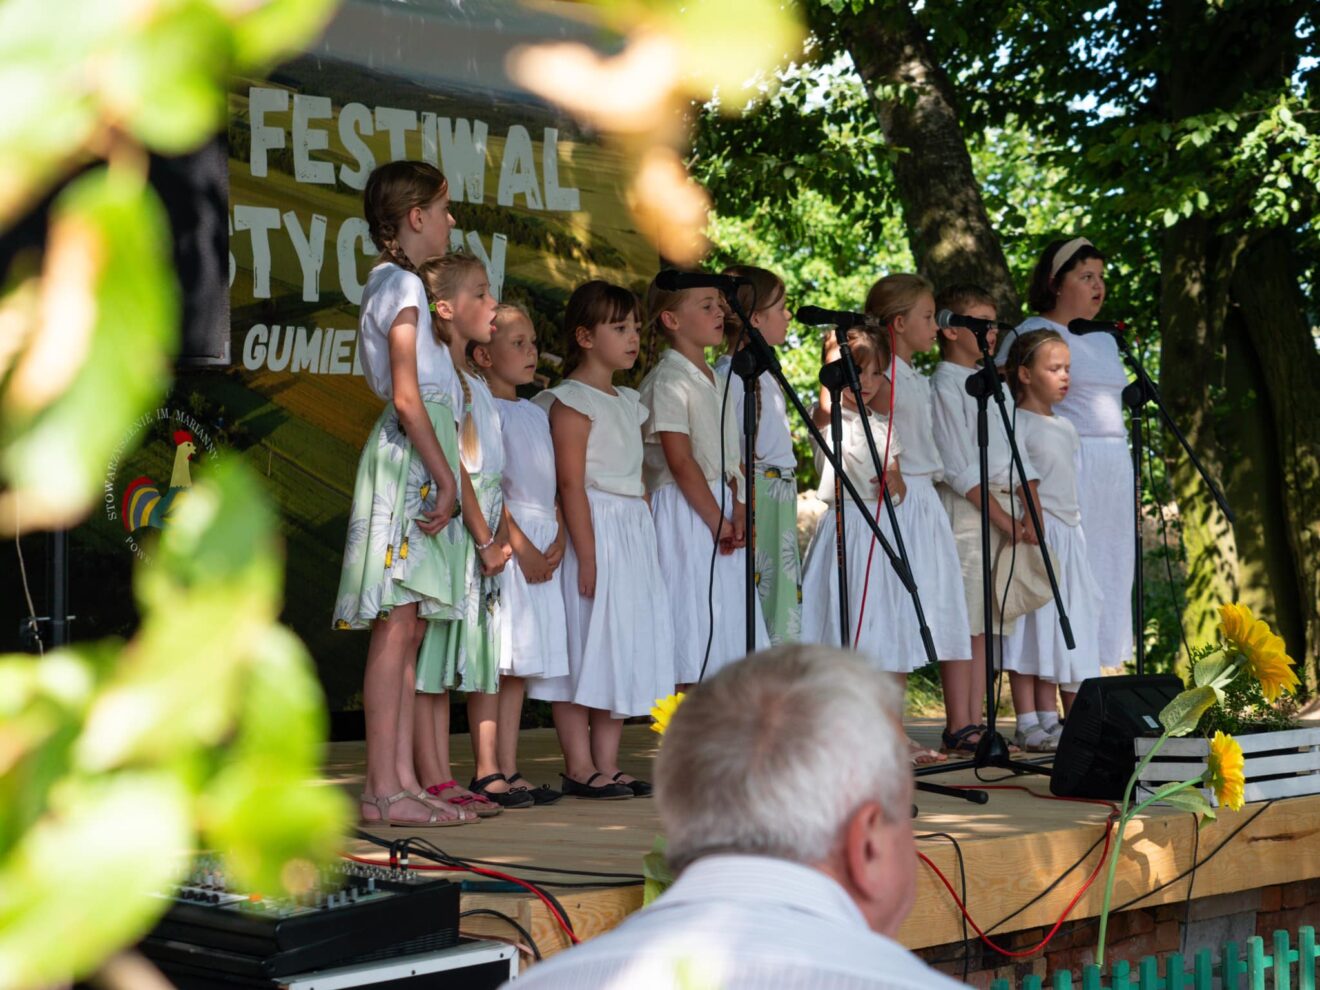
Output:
[224, 0, 339, 71]
[1160, 685, 1221, 737]
[1153, 785, 1216, 821]
[0, 771, 191, 989]
[0, 167, 176, 530]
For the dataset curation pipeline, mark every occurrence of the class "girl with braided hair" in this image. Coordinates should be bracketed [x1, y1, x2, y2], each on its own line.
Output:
[332, 160, 475, 828]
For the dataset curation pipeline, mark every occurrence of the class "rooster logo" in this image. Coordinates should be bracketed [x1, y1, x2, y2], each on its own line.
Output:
[122, 430, 196, 532]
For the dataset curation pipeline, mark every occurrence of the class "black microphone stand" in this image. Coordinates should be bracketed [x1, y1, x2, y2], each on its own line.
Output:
[816, 357, 853, 647]
[916, 325, 1072, 782]
[1117, 334, 1233, 675]
[723, 297, 981, 805]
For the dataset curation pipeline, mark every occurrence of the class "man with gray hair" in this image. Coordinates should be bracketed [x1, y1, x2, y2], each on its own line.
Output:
[508, 645, 966, 988]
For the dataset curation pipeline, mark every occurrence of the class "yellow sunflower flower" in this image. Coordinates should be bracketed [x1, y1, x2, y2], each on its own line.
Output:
[1204, 730, 1245, 811]
[1218, 602, 1300, 703]
[650, 693, 686, 737]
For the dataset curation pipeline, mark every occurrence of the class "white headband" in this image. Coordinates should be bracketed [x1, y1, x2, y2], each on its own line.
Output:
[1049, 237, 1093, 281]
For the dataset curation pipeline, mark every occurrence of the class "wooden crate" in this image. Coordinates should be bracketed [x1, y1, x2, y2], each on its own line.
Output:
[1135, 726, 1320, 805]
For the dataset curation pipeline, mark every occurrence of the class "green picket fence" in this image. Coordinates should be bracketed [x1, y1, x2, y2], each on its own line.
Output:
[989, 927, 1319, 990]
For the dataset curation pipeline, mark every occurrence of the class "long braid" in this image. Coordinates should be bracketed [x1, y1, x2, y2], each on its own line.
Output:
[457, 369, 480, 466]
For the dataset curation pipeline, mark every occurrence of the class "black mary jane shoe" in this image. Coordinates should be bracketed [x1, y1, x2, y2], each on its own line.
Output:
[469, 773, 535, 809]
[559, 772, 633, 800]
[506, 772, 563, 806]
[612, 772, 653, 798]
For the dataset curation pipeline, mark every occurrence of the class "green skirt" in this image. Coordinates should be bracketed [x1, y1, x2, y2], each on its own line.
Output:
[751, 465, 802, 644]
[415, 471, 504, 695]
[332, 393, 466, 629]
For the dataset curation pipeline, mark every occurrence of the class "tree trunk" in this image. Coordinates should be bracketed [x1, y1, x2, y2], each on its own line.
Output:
[826, 2, 1021, 318]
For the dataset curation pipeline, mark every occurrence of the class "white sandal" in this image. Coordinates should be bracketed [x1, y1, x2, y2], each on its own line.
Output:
[359, 790, 468, 828]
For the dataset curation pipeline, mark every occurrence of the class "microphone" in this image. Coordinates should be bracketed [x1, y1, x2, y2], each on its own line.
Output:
[654, 269, 749, 292]
[936, 309, 1015, 335]
[795, 305, 879, 329]
[1067, 318, 1127, 336]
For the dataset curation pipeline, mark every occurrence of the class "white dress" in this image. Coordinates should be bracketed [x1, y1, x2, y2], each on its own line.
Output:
[530, 380, 676, 716]
[884, 359, 973, 661]
[998, 316, 1134, 667]
[800, 406, 928, 673]
[640, 350, 769, 683]
[1001, 411, 1103, 685]
[495, 398, 569, 681]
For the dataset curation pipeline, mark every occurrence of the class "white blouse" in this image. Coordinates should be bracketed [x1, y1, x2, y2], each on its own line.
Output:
[997, 315, 1129, 438]
[713, 355, 797, 471]
[533, 380, 648, 498]
[357, 263, 459, 413]
[639, 349, 745, 498]
[886, 358, 942, 481]
[1014, 409, 1083, 526]
[496, 398, 556, 512]
[930, 360, 1037, 495]
[813, 405, 902, 504]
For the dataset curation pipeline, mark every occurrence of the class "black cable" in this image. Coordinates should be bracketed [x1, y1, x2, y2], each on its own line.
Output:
[460, 908, 543, 961]
[918, 831, 972, 980]
[1180, 811, 1200, 954]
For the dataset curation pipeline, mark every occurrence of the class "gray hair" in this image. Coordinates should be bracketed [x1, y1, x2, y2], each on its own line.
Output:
[655, 645, 909, 872]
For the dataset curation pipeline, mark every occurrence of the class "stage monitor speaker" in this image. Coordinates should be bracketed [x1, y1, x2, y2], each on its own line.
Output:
[1050, 674, 1185, 800]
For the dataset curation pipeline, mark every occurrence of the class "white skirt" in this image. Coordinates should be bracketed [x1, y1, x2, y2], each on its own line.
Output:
[528, 489, 676, 717]
[1077, 436, 1134, 667]
[651, 481, 769, 684]
[893, 475, 973, 660]
[500, 500, 570, 680]
[799, 499, 931, 674]
[1001, 513, 1103, 684]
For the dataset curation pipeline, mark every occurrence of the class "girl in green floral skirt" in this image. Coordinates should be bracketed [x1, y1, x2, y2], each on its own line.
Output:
[713, 266, 803, 644]
[331, 161, 475, 828]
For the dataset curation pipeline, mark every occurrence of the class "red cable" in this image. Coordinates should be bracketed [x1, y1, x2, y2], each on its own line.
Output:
[853, 320, 898, 644]
[342, 853, 581, 944]
[916, 785, 1120, 959]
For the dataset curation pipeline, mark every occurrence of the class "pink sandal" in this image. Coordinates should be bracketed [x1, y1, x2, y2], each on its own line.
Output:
[426, 780, 502, 818]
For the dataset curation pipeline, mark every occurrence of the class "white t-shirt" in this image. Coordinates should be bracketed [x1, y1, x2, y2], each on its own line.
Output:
[459, 373, 503, 476]
[930, 361, 1038, 495]
[1014, 409, 1082, 526]
[813, 405, 902, 503]
[887, 358, 943, 481]
[533, 380, 648, 498]
[996, 316, 1129, 438]
[713, 355, 797, 471]
[496, 398, 556, 512]
[639, 349, 745, 498]
[358, 263, 459, 414]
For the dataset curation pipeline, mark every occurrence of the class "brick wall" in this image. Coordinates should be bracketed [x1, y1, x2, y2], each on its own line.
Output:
[915, 878, 1320, 988]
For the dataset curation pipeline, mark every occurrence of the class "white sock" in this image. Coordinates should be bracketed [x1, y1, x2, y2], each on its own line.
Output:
[1037, 710, 1060, 732]
[1016, 712, 1041, 736]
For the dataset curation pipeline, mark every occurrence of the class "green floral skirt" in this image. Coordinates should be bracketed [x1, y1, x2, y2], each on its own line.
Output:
[332, 393, 465, 630]
[415, 471, 504, 695]
[752, 465, 802, 644]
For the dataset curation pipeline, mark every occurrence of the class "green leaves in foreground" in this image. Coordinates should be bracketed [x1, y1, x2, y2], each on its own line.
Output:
[1159, 685, 1222, 738]
[0, 463, 348, 990]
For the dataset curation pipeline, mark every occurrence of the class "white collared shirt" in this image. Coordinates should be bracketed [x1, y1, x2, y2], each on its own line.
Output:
[887, 358, 943, 481]
[505, 855, 967, 990]
[713, 356, 797, 471]
[930, 361, 1038, 496]
[639, 349, 746, 499]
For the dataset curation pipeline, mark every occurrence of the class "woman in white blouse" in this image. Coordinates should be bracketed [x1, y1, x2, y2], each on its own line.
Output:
[997, 237, 1134, 671]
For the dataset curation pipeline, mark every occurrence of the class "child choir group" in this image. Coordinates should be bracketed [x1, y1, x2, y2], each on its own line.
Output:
[336, 161, 1131, 828]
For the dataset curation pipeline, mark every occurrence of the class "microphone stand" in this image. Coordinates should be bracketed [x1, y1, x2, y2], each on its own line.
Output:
[722, 297, 981, 805]
[917, 326, 1071, 782]
[1117, 334, 1233, 676]
[816, 357, 853, 647]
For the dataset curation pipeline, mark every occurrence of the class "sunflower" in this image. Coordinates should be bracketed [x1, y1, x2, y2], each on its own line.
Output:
[1218, 602, 1300, 703]
[650, 693, 686, 737]
[1204, 730, 1245, 811]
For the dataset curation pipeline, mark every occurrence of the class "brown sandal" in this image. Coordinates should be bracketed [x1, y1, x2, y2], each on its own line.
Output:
[359, 790, 468, 828]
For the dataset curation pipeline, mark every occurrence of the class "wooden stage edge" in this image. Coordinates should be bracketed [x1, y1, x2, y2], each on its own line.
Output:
[329, 724, 1320, 961]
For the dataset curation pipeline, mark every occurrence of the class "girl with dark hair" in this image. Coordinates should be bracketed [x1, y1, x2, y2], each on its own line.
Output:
[998, 238, 1134, 671]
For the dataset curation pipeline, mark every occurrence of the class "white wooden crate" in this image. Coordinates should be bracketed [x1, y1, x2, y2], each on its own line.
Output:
[1134, 726, 1320, 806]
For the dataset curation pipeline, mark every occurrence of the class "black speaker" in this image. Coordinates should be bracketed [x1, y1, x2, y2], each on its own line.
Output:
[1050, 674, 1185, 799]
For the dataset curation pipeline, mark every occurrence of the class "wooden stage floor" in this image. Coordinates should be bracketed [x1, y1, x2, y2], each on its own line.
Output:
[329, 722, 1320, 963]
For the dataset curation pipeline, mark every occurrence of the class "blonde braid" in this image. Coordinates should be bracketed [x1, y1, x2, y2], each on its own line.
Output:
[753, 375, 763, 463]
[458, 370, 481, 466]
